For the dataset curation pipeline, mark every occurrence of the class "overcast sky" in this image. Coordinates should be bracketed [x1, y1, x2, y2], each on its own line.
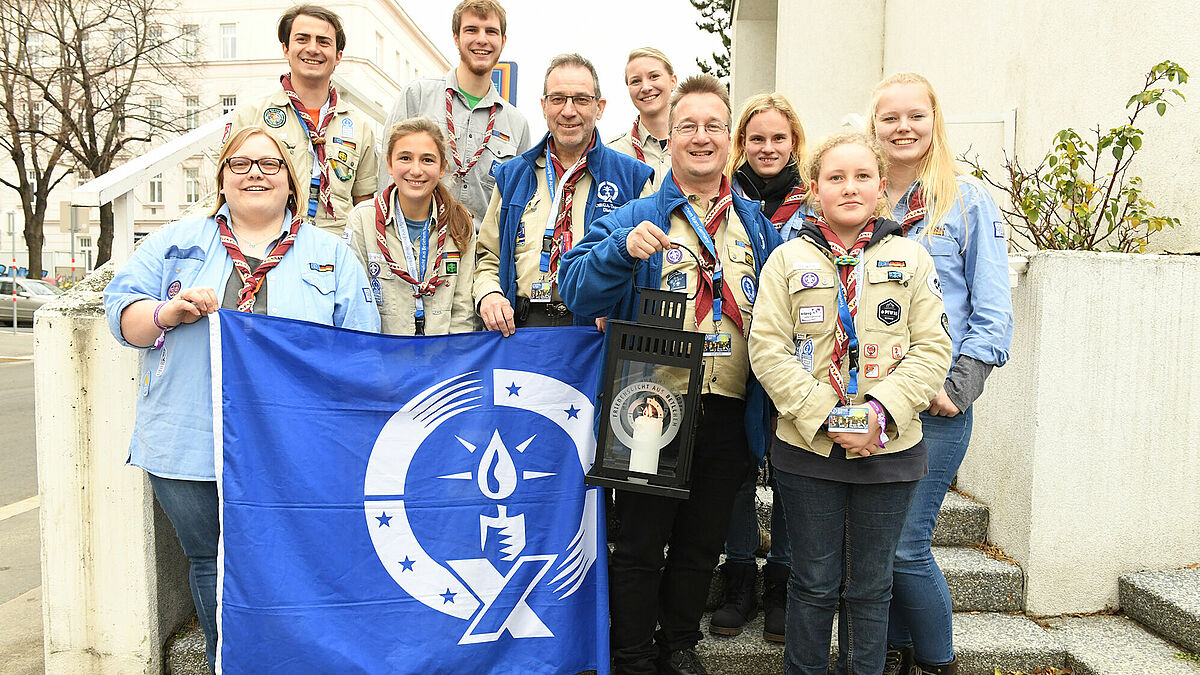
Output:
[396, 0, 725, 141]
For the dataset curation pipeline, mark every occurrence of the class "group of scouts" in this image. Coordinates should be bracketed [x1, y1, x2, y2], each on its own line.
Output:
[105, 1, 1014, 674]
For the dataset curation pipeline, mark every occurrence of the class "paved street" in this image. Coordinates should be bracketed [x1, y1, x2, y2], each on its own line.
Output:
[0, 330, 45, 674]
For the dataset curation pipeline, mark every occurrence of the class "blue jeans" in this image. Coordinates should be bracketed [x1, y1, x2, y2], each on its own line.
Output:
[148, 474, 219, 674]
[888, 409, 973, 664]
[776, 469, 918, 675]
[724, 461, 790, 565]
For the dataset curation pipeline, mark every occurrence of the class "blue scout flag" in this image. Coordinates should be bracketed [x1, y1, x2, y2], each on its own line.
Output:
[211, 311, 608, 674]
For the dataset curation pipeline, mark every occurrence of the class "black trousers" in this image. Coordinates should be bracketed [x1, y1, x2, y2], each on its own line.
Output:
[609, 394, 754, 674]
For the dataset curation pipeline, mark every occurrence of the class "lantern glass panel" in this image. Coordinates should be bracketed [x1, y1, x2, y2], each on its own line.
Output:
[601, 359, 691, 478]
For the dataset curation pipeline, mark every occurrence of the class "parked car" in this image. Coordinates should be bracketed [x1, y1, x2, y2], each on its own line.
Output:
[1, 277, 64, 323]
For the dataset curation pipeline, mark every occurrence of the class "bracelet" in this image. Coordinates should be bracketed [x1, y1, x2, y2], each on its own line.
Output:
[152, 301, 174, 332]
[865, 399, 889, 447]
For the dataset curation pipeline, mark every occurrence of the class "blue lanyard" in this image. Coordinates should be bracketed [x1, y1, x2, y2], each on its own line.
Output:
[394, 199, 433, 321]
[678, 200, 725, 327]
[834, 264, 860, 396]
[307, 178, 320, 218]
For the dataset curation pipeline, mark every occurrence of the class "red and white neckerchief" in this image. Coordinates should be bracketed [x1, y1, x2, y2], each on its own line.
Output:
[629, 116, 665, 164]
[373, 183, 449, 297]
[216, 212, 301, 312]
[815, 216, 877, 403]
[769, 184, 808, 228]
[280, 74, 337, 217]
[544, 137, 593, 275]
[684, 176, 744, 335]
[898, 185, 927, 236]
[445, 88, 497, 179]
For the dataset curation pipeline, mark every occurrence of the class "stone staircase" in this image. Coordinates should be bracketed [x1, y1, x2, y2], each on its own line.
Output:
[165, 490, 1200, 675]
[695, 486, 1200, 675]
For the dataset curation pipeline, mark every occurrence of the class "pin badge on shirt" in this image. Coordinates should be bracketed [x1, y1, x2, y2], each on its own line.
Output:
[865, 363, 880, 378]
[167, 280, 181, 299]
[341, 117, 354, 139]
[800, 271, 819, 288]
[740, 275, 756, 303]
[368, 261, 381, 278]
[263, 107, 286, 128]
[666, 270, 687, 292]
[892, 345, 904, 359]
[877, 299, 901, 326]
[863, 343, 878, 359]
[665, 248, 684, 265]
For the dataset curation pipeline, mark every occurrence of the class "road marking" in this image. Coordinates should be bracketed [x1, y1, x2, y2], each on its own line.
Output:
[0, 496, 39, 522]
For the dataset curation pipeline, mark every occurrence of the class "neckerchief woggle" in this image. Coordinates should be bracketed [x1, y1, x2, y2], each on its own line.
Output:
[675, 175, 743, 335]
[539, 135, 594, 275]
[393, 191, 433, 332]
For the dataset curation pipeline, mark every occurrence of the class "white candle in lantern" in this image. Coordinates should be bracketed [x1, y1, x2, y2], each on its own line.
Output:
[629, 401, 664, 475]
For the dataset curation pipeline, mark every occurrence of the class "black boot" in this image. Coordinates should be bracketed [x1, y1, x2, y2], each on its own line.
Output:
[912, 656, 958, 675]
[761, 562, 787, 643]
[657, 647, 709, 675]
[708, 561, 757, 636]
[883, 644, 913, 675]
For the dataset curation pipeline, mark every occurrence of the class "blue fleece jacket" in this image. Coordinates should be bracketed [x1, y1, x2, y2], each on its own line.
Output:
[490, 131, 654, 325]
[558, 172, 783, 460]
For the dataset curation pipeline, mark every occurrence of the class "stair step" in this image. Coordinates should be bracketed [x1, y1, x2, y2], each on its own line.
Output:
[165, 622, 207, 675]
[707, 545, 1022, 613]
[934, 491, 989, 546]
[755, 487, 989, 548]
[696, 611, 1063, 675]
[1119, 567, 1200, 653]
[1047, 614, 1200, 674]
[937, 546, 1023, 612]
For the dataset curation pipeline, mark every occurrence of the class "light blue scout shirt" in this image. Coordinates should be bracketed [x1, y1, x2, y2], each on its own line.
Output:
[892, 177, 1013, 366]
[104, 206, 381, 480]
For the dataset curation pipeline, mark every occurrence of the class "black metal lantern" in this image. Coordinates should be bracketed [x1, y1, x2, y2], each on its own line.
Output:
[587, 288, 705, 499]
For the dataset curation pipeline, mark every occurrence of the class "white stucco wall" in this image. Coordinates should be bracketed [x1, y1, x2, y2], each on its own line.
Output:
[735, 0, 1200, 253]
[35, 266, 192, 672]
[960, 251, 1200, 614]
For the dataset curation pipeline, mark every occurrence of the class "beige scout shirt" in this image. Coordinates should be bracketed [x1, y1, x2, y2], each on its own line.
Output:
[748, 233, 951, 459]
[608, 118, 671, 190]
[345, 201, 476, 336]
[380, 69, 533, 228]
[473, 155, 596, 305]
[230, 88, 379, 239]
[660, 196, 758, 400]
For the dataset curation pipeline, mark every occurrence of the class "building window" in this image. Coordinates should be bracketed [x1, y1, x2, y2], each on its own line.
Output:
[147, 24, 162, 43]
[147, 97, 163, 132]
[184, 168, 200, 204]
[148, 174, 163, 204]
[27, 32, 46, 68]
[182, 24, 199, 60]
[111, 28, 127, 62]
[221, 95, 237, 115]
[220, 24, 236, 59]
[184, 96, 199, 130]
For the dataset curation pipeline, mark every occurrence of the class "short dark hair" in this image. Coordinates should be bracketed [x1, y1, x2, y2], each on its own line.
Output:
[668, 74, 731, 127]
[278, 4, 346, 53]
[452, 0, 507, 36]
[543, 53, 600, 99]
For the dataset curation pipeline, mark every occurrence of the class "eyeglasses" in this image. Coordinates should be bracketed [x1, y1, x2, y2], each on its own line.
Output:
[672, 122, 730, 137]
[543, 94, 598, 109]
[225, 157, 286, 175]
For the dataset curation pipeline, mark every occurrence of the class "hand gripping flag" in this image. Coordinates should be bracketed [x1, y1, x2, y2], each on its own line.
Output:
[211, 311, 608, 674]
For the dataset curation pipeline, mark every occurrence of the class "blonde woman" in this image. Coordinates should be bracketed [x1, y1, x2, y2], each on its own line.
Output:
[712, 91, 810, 643]
[103, 126, 378, 672]
[347, 117, 477, 335]
[608, 47, 677, 187]
[869, 72, 1013, 675]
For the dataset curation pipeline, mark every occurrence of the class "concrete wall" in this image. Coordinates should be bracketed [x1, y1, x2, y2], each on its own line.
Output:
[730, 0, 779, 112]
[959, 251, 1200, 615]
[35, 264, 192, 672]
[737, 0, 1200, 253]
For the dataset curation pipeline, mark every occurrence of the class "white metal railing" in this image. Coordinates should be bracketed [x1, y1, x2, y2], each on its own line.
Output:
[71, 75, 385, 266]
